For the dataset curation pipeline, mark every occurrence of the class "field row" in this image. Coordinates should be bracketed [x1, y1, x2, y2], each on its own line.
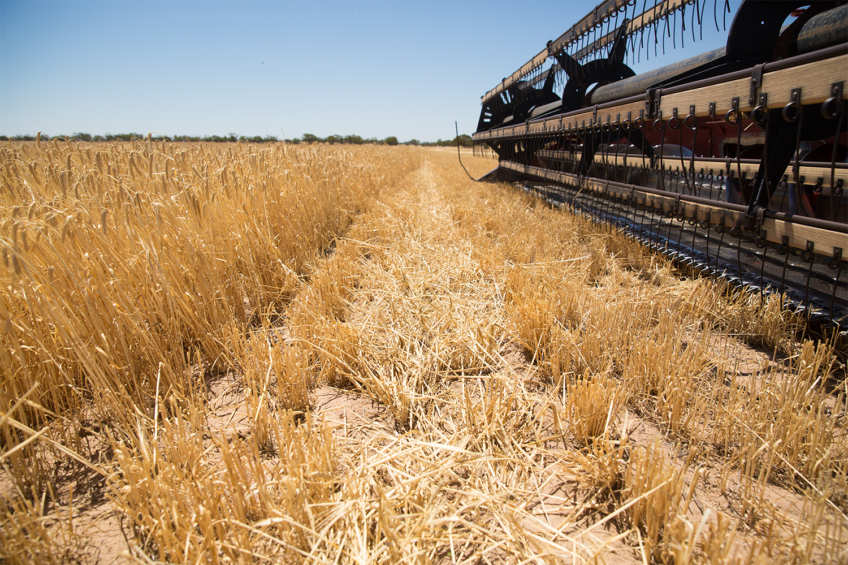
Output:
[0, 143, 845, 563]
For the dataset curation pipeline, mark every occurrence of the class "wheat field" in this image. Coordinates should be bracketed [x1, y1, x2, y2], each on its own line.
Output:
[1, 140, 846, 564]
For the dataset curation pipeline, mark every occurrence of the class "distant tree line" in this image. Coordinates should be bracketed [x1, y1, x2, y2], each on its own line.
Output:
[415, 135, 473, 148]
[0, 133, 283, 143]
[0, 132, 474, 147]
[292, 134, 471, 147]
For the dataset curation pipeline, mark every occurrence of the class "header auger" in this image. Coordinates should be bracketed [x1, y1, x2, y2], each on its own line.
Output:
[472, 0, 848, 330]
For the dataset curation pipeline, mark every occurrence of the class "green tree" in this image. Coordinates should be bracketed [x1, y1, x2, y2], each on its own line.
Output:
[455, 134, 472, 147]
[384, 136, 398, 146]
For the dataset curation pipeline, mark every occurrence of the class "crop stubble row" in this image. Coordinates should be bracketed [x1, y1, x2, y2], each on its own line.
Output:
[0, 142, 845, 563]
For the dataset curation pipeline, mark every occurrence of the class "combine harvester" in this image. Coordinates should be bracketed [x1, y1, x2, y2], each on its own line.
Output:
[471, 0, 847, 329]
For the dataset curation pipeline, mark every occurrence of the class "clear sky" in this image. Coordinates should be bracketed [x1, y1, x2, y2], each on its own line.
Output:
[0, 0, 739, 142]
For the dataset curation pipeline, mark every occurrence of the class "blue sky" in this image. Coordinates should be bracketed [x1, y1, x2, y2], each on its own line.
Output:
[0, 0, 738, 142]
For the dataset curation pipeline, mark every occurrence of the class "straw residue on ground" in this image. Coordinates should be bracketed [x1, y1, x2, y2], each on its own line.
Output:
[1, 142, 846, 563]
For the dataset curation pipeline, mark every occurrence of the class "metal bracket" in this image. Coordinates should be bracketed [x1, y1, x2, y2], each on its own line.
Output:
[646, 89, 655, 118]
[708, 102, 716, 120]
[749, 63, 766, 107]
[783, 88, 802, 122]
[803, 240, 815, 261]
[752, 93, 769, 126]
[830, 247, 843, 269]
[726, 97, 741, 124]
[822, 81, 844, 119]
[654, 89, 663, 119]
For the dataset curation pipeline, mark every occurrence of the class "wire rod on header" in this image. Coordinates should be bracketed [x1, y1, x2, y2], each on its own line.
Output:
[456, 121, 478, 182]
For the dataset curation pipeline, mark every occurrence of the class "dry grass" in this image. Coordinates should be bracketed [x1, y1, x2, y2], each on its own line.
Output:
[1, 142, 846, 563]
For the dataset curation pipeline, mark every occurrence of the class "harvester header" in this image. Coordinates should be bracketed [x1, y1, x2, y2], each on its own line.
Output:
[472, 0, 848, 328]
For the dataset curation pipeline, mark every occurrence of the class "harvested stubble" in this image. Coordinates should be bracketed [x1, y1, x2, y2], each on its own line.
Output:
[0, 139, 418, 561]
[1, 142, 846, 564]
